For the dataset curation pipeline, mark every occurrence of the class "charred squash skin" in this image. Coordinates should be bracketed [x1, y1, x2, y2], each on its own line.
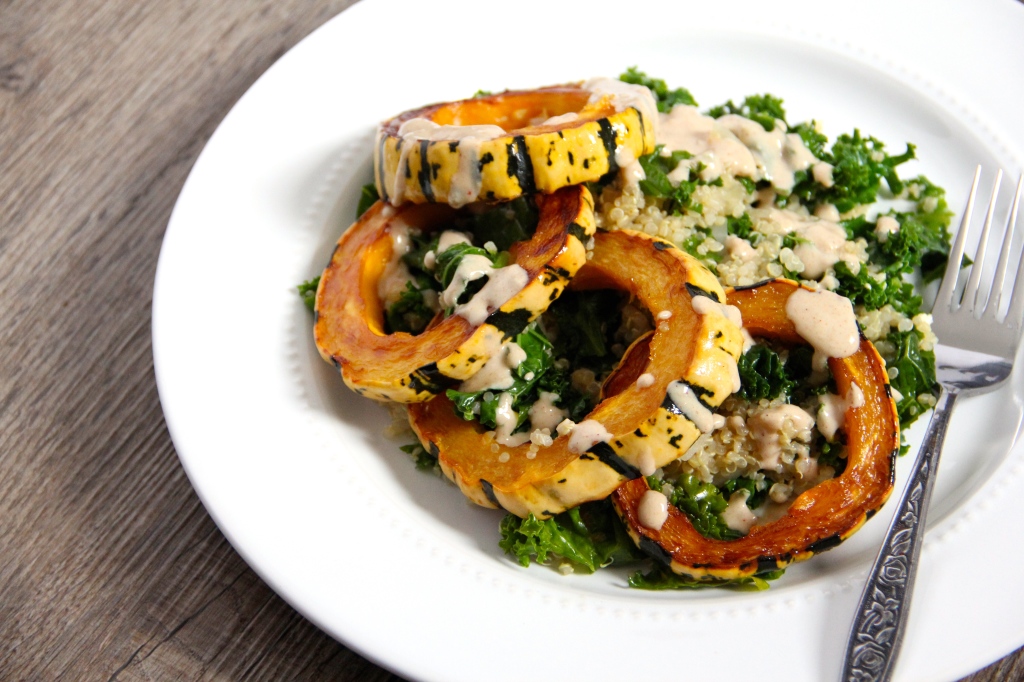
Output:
[313, 185, 596, 403]
[375, 85, 657, 207]
[407, 230, 743, 518]
[612, 279, 900, 580]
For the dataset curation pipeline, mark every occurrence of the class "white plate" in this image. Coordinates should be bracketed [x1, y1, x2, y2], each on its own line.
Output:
[152, 1, 1024, 680]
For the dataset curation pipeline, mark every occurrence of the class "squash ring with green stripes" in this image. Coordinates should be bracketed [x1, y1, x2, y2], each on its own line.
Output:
[313, 184, 596, 403]
[375, 81, 657, 208]
[611, 279, 900, 581]
[406, 229, 744, 518]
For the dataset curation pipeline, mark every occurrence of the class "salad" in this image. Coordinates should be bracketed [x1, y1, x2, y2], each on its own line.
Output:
[303, 69, 952, 589]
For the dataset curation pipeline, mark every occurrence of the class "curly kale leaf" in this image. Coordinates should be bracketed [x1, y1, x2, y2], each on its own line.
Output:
[548, 289, 622, 362]
[356, 183, 379, 218]
[385, 278, 437, 334]
[619, 67, 697, 112]
[791, 130, 915, 213]
[707, 93, 787, 132]
[737, 344, 796, 402]
[499, 502, 643, 572]
[833, 260, 921, 316]
[297, 277, 320, 312]
[446, 326, 555, 430]
[399, 442, 438, 472]
[636, 146, 699, 216]
[653, 474, 741, 541]
[886, 329, 938, 429]
[454, 195, 538, 252]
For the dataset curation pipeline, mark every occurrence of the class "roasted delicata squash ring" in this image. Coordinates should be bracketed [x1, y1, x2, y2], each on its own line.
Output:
[407, 229, 744, 518]
[375, 81, 657, 207]
[612, 279, 900, 580]
[314, 184, 596, 403]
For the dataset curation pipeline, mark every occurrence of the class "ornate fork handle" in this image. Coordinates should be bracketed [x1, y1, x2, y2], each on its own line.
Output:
[842, 388, 958, 682]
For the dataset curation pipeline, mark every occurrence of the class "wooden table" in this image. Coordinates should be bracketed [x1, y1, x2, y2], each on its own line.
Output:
[1, 1, 1021, 679]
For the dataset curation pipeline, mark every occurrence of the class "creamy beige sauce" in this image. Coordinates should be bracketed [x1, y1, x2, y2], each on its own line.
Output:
[747, 404, 815, 470]
[458, 340, 525, 393]
[377, 221, 416, 307]
[567, 419, 612, 454]
[636, 372, 655, 389]
[717, 115, 816, 193]
[874, 215, 900, 243]
[722, 489, 756, 533]
[638, 489, 670, 531]
[667, 381, 723, 433]
[812, 161, 835, 188]
[814, 203, 841, 222]
[658, 106, 759, 182]
[539, 112, 579, 127]
[583, 77, 659, 132]
[656, 105, 817, 194]
[764, 208, 852, 279]
[785, 288, 860, 373]
[817, 382, 865, 441]
[437, 229, 472, 253]
[724, 235, 758, 262]
[494, 391, 531, 447]
[528, 391, 567, 432]
[439, 254, 530, 327]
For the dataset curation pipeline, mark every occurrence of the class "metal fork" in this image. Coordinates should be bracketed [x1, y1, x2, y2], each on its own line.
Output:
[841, 167, 1024, 682]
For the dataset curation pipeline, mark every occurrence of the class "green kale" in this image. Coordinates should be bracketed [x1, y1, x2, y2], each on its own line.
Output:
[499, 501, 643, 572]
[619, 67, 697, 112]
[434, 242, 493, 290]
[789, 121, 829, 158]
[737, 344, 797, 402]
[446, 326, 555, 430]
[297, 277, 320, 312]
[399, 442, 438, 472]
[629, 566, 785, 591]
[726, 213, 757, 243]
[791, 129, 915, 213]
[886, 329, 938, 429]
[636, 146, 699, 216]
[385, 279, 437, 335]
[833, 260, 921, 315]
[707, 93, 787, 132]
[817, 436, 847, 475]
[455, 196, 538, 252]
[356, 183, 380, 218]
[720, 476, 767, 509]
[548, 289, 623, 362]
[656, 474, 741, 541]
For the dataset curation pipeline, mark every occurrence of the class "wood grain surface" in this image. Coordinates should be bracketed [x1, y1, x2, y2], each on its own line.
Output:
[0, 1, 1021, 680]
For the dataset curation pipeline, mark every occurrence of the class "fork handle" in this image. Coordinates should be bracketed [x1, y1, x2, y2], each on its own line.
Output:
[841, 387, 958, 682]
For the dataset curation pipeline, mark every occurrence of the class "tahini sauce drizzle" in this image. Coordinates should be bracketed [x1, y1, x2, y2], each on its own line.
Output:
[439, 255, 530, 326]
[747, 404, 815, 470]
[566, 419, 612, 454]
[817, 382, 865, 441]
[722, 489, 757, 533]
[638, 489, 670, 531]
[784, 288, 860, 373]
[377, 221, 418, 308]
[655, 106, 817, 193]
[762, 208, 855, 279]
[666, 382, 725, 433]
